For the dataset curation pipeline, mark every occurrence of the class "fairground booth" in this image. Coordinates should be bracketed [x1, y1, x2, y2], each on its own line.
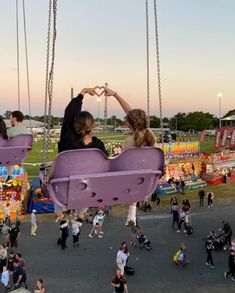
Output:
[28, 177, 54, 214]
[156, 142, 206, 195]
[0, 165, 28, 220]
[201, 127, 235, 184]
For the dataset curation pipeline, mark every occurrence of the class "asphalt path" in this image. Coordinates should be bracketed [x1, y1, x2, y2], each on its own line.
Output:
[2, 204, 235, 293]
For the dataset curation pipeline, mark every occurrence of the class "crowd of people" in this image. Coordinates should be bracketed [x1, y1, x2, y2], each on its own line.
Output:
[1, 88, 235, 291]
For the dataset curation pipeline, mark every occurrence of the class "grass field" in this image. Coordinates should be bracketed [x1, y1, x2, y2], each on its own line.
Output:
[24, 134, 216, 178]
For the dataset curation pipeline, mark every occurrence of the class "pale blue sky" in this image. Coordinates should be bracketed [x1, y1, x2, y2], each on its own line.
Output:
[0, 0, 235, 119]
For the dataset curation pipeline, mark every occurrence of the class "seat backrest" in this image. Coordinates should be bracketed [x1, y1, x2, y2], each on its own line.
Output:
[0, 134, 33, 166]
[111, 147, 164, 172]
[50, 148, 110, 179]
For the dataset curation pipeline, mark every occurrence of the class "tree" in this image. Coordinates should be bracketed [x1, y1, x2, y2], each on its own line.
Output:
[150, 116, 160, 128]
[4, 110, 11, 119]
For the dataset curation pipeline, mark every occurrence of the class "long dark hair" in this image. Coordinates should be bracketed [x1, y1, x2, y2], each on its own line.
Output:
[0, 117, 8, 139]
[74, 111, 94, 137]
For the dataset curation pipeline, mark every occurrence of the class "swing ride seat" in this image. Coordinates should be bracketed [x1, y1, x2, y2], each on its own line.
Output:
[47, 147, 164, 210]
[0, 134, 33, 166]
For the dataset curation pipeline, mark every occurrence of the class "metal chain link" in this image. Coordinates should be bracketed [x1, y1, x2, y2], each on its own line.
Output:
[145, 0, 150, 128]
[41, 0, 57, 166]
[153, 0, 164, 142]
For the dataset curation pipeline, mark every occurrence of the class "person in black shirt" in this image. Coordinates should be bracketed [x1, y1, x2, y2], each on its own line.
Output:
[111, 269, 128, 293]
[198, 188, 205, 207]
[58, 87, 108, 156]
[9, 223, 20, 250]
[13, 259, 26, 289]
[60, 216, 69, 250]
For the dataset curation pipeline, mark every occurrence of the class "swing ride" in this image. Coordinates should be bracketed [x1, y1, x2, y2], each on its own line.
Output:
[1, 0, 165, 211]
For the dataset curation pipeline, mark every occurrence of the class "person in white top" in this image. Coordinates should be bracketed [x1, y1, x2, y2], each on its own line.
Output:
[88, 210, 105, 239]
[116, 243, 130, 275]
[31, 209, 37, 236]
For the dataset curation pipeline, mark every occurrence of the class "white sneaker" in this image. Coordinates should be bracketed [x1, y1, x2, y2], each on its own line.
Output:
[98, 235, 103, 238]
[88, 234, 93, 238]
[205, 262, 209, 266]
[100, 231, 104, 235]
[224, 272, 228, 279]
[176, 230, 181, 233]
[231, 277, 235, 282]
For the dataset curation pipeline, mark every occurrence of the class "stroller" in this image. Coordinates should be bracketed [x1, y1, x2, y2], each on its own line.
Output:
[206, 230, 225, 251]
[137, 232, 152, 251]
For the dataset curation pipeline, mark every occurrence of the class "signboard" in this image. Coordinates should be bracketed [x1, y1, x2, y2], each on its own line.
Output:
[199, 129, 206, 144]
[215, 128, 223, 149]
[220, 127, 230, 147]
[230, 128, 235, 148]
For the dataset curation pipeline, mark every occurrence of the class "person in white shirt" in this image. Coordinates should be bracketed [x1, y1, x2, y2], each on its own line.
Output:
[31, 209, 37, 236]
[1, 266, 9, 292]
[7, 110, 31, 139]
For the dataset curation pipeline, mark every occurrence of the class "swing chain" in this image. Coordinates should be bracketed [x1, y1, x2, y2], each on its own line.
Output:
[153, 0, 164, 142]
[145, 0, 150, 128]
[42, 0, 57, 166]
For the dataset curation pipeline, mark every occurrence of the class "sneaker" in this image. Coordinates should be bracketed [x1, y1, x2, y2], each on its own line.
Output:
[176, 230, 181, 233]
[224, 272, 228, 279]
[88, 234, 93, 238]
[98, 235, 103, 238]
[223, 246, 227, 251]
[231, 277, 235, 282]
[210, 265, 215, 269]
[100, 231, 104, 235]
[205, 262, 209, 266]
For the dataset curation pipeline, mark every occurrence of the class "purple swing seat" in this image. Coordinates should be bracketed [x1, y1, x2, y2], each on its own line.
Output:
[47, 147, 164, 210]
[0, 134, 33, 166]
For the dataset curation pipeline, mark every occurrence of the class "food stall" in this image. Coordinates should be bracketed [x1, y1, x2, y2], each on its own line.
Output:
[0, 165, 28, 219]
[156, 142, 207, 195]
[201, 151, 235, 184]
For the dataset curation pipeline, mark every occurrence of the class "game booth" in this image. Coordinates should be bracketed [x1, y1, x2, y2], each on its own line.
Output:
[0, 165, 28, 220]
[201, 151, 235, 184]
[28, 177, 54, 214]
[156, 142, 207, 195]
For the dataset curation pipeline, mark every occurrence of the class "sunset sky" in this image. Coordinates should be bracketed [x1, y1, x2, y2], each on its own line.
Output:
[1, 0, 235, 119]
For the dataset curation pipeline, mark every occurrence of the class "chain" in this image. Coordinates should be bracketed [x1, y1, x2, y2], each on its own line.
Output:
[153, 0, 164, 143]
[42, 0, 57, 166]
[145, 0, 150, 128]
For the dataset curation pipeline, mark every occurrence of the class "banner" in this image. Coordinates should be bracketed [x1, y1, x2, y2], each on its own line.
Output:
[230, 128, 235, 148]
[220, 127, 230, 147]
[199, 129, 206, 143]
[215, 128, 223, 149]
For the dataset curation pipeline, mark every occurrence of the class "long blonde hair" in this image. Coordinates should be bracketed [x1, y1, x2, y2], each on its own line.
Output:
[127, 109, 155, 147]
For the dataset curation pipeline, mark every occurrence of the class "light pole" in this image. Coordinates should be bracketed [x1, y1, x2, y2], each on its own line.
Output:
[96, 97, 102, 126]
[217, 93, 223, 128]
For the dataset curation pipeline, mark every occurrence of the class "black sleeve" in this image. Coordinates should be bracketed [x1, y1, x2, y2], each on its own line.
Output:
[98, 140, 109, 156]
[58, 94, 84, 153]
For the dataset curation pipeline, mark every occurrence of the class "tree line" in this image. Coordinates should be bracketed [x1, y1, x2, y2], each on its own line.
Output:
[3, 109, 234, 131]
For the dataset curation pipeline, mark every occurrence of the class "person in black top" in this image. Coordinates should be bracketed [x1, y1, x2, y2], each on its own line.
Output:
[58, 87, 108, 155]
[60, 216, 69, 250]
[13, 259, 26, 289]
[111, 269, 128, 293]
[198, 188, 205, 207]
[9, 223, 20, 249]
[221, 221, 233, 250]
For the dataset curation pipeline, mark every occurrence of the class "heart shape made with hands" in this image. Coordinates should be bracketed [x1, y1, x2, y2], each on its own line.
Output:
[94, 86, 105, 97]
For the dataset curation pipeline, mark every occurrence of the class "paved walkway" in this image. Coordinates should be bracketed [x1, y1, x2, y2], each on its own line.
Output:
[2, 205, 235, 293]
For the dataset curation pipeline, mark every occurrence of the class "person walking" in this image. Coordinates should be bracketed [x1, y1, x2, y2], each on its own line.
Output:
[9, 223, 20, 251]
[111, 269, 128, 293]
[221, 221, 233, 250]
[31, 209, 37, 236]
[1, 266, 10, 293]
[172, 205, 179, 230]
[34, 278, 46, 293]
[198, 188, 205, 207]
[205, 235, 215, 269]
[207, 191, 214, 208]
[224, 249, 235, 281]
[60, 215, 69, 250]
[71, 219, 81, 247]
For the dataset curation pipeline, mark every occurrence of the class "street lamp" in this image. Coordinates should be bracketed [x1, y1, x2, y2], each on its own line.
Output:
[96, 97, 102, 126]
[217, 93, 223, 128]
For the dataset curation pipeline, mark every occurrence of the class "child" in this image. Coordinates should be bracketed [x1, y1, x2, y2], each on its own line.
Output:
[71, 219, 81, 247]
[104, 87, 156, 226]
[1, 266, 9, 292]
[137, 231, 152, 251]
[173, 243, 188, 269]
[88, 210, 105, 238]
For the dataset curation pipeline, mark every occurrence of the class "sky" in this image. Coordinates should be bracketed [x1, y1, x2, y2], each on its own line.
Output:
[0, 0, 235, 119]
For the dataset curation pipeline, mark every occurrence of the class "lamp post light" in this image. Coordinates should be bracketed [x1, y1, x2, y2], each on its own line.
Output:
[96, 97, 102, 126]
[217, 93, 223, 128]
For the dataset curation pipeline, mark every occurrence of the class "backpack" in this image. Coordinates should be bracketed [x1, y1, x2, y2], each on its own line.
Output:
[173, 250, 181, 262]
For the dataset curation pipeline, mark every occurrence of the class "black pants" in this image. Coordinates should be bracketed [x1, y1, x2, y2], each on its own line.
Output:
[61, 235, 68, 249]
[199, 197, 204, 206]
[226, 267, 235, 278]
[73, 233, 80, 244]
[206, 250, 214, 266]
[225, 234, 232, 247]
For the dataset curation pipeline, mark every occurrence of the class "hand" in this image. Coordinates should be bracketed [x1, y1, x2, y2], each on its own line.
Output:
[104, 86, 116, 97]
[80, 86, 100, 96]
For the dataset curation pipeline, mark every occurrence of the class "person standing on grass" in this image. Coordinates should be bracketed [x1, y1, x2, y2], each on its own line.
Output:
[205, 235, 215, 269]
[207, 191, 214, 208]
